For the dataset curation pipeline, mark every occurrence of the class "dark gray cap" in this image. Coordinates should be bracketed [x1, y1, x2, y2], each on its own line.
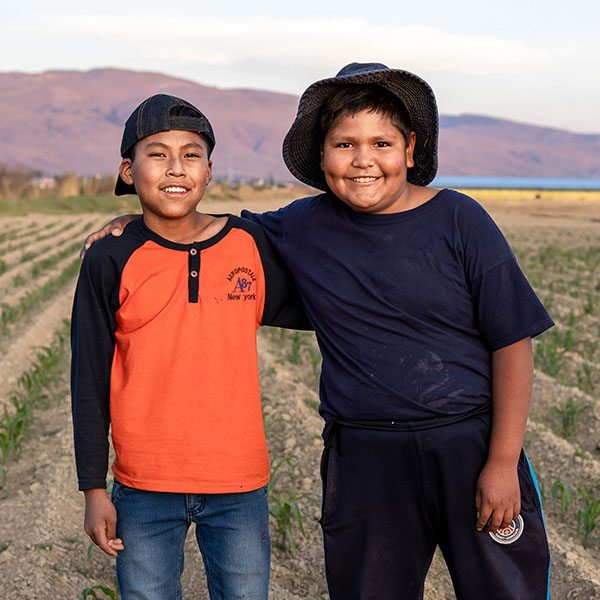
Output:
[115, 94, 216, 196]
[283, 62, 439, 190]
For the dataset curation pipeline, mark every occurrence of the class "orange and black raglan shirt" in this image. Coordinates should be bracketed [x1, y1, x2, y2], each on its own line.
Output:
[71, 216, 309, 493]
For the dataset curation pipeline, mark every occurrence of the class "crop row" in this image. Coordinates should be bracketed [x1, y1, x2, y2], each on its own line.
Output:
[0, 323, 69, 487]
[0, 221, 65, 253]
[0, 258, 80, 335]
[541, 478, 600, 548]
[0, 222, 75, 260]
[0, 220, 88, 270]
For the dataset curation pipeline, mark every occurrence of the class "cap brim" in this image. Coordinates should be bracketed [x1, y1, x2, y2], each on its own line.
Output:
[114, 174, 136, 196]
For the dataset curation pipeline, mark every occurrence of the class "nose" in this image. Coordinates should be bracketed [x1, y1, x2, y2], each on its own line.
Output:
[351, 145, 375, 168]
[167, 156, 185, 176]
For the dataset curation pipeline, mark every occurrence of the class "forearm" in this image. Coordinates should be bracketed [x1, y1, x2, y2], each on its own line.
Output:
[487, 337, 533, 467]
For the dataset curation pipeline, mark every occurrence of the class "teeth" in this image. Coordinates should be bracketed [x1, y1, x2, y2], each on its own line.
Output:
[163, 186, 188, 193]
[351, 177, 378, 183]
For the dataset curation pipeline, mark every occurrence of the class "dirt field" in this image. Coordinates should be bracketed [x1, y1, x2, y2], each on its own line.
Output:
[0, 188, 599, 599]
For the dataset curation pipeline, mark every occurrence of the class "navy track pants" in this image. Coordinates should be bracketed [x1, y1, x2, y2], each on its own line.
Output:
[319, 411, 550, 600]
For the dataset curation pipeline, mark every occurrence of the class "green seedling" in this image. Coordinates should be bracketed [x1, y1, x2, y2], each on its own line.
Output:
[576, 363, 594, 394]
[288, 331, 306, 364]
[577, 486, 600, 547]
[550, 397, 591, 438]
[269, 497, 306, 557]
[268, 456, 306, 556]
[535, 337, 564, 377]
[584, 340, 598, 362]
[78, 585, 120, 600]
[12, 273, 26, 287]
[551, 480, 574, 521]
[556, 328, 575, 353]
[583, 293, 595, 315]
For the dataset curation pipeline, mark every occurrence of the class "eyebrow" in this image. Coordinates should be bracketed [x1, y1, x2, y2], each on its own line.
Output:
[144, 141, 206, 151]
[326, 131, 400, 142]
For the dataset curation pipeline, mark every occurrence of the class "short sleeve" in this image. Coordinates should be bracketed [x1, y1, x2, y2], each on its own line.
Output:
[471, 257, 554, 351]
[454, 199, 554, 351]
[241, 207, 287, 250]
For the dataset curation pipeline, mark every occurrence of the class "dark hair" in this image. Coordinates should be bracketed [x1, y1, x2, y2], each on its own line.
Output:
[318, 84, 412, 146]
[124, 104, 214, 162]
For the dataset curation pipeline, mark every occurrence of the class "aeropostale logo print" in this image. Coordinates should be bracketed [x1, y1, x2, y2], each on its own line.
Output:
[227, 266, 257, 302]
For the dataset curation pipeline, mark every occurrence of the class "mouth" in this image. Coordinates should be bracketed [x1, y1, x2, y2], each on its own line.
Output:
[348, 176, 379, 183]
[161, 186, 190, 193]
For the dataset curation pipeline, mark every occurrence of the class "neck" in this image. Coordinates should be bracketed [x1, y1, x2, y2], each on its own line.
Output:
[143, 211, 217, 244]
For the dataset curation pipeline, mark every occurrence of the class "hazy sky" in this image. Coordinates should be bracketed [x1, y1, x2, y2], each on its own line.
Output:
[2, 0, 599, 133]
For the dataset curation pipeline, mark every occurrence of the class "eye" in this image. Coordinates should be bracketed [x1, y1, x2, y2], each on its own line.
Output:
[336, 142, 352, 148]
[375, 141, 390, 148]
[149, 152, 166, 158]
[184, 152, 202, 159]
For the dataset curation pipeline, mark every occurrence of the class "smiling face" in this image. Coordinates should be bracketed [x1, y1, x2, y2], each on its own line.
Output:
[119, 130, 212, 224]
[320, 109, 416, 214]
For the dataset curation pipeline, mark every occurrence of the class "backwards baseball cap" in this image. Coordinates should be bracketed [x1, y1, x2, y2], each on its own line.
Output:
[115, 94, 216, 196]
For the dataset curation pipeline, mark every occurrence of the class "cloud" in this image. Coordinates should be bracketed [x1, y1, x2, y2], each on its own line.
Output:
[1, 10, 597, 132]
[44, 14, 554, 79]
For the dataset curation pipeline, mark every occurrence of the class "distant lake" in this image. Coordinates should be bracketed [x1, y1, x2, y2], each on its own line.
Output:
[431, 176, 600, 190]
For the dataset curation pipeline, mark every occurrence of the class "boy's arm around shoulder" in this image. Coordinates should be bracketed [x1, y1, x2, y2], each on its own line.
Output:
[80, 214, 139, 258]
[239, 213, 312, 331]
[71, 241, 121, 492]
[475, 337, 533, 533]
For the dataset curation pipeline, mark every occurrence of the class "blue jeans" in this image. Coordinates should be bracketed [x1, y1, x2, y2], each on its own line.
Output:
[111, 480, 270, 599]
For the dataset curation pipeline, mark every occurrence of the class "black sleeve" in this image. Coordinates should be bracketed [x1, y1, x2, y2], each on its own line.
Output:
[236, 215, 312, 330]
[70, 245, 121, 491]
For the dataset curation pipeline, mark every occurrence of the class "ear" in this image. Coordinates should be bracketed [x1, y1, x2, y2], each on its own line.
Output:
[320, 149, 325, 171]
[206, 160, 213, 185]
[119, 158, 134, 185]
[405, 131, 416, 169]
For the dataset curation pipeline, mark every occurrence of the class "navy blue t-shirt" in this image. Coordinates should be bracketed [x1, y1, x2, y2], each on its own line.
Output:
[243, 189, 553, 424]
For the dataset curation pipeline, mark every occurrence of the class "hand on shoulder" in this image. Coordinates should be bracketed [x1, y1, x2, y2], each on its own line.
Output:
[80, 214, 139, 258]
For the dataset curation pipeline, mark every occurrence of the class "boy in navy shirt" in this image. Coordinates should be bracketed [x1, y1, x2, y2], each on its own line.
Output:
[85, 64, 553, 599]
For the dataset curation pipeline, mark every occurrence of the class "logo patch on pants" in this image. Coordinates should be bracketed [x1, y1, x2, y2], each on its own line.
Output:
[489, 514, 524, 544]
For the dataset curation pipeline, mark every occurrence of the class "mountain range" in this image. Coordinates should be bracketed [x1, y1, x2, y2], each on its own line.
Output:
[1, 68, 599, 181]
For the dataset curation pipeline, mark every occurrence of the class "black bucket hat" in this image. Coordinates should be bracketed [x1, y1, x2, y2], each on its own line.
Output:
[115, 94, 216, 196]
[282, 62, 439, 190]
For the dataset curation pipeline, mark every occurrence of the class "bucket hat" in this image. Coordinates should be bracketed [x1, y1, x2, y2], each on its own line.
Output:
[115, 94, 216, 196]
[282, 62, 438, 190]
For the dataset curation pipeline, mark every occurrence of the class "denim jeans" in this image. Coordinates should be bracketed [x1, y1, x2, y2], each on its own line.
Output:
[111, 480, 270, 600]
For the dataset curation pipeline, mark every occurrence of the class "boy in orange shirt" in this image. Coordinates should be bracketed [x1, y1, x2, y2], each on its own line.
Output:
[71, 94, 307, 599]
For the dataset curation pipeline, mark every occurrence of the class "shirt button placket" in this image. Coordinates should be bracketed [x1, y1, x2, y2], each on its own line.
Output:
[188, 245, 200, 303]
